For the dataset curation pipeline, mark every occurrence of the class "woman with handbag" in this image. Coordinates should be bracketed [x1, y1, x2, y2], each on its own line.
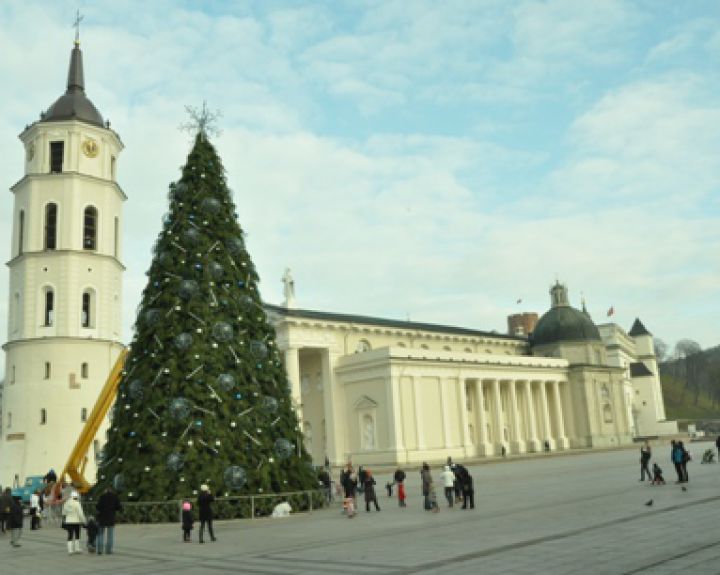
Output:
[62, 491, 86, 554]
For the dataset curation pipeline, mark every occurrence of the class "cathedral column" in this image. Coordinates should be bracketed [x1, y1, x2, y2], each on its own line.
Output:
[385, 373, 405, 459]
[440, 378, 452, 448]
[492, 379, 506, 452]
[412, 377, 425, 450]
[509, 380, 525, 453]
[321, 348, 342, 466]
[457, 377, 472, 455]
[476, 380, 492, 455]
[552, 381, 569, 450]
[524, 381, 540, 452]
[539, 381, 554, 450]
[284, 347, 303, 424]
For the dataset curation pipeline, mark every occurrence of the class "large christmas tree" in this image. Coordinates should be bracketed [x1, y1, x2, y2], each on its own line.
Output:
[94, 113, 317, 510]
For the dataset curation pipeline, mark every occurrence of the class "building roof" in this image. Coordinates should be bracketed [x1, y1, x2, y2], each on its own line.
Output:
[628, 318, 652, 337]
[531, 305, 602, 346]
[41, 42, 104, 127]
[265, 304, 524, 341]
[630, 362, 653, 377]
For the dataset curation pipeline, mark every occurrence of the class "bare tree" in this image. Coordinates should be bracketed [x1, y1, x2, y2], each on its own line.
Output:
[654, 338, 668, 362]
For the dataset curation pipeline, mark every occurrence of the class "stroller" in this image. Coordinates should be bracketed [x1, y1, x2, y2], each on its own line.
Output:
[701, 449, 715, 464]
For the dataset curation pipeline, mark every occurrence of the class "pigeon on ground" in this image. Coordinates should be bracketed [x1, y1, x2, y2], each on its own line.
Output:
[645, 499, 653, 507]
[681, 486, 687, 492]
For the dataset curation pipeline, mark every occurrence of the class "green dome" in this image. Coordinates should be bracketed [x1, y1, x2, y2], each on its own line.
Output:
[531, 305, 601, 346]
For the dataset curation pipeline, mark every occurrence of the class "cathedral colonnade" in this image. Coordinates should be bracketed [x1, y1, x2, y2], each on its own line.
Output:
[282, 339, 573, 466]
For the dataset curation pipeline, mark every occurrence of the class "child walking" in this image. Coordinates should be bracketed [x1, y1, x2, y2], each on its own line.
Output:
[182, 501, 193, 542]
[651, 463, 666, 485]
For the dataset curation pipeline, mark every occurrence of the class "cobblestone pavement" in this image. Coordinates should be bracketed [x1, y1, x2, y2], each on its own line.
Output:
[2, 442, 719, 574]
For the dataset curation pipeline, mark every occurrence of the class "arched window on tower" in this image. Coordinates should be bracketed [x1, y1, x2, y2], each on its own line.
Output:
[18, 210, 24, 255]
[81, 290, 95, 328]
[83, 206, 97, 250]
[81, 362, 89, 379]
[81, 408, 88, 422]
[40, 409, 47, 425]
[7, 412, 11, 429]
[44, 288, 54, 326]
[44, 203, 57, 250]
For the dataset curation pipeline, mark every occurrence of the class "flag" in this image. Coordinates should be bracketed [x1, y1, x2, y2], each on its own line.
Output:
[516, 298, 522, 304]
[607, 306, 614, 317]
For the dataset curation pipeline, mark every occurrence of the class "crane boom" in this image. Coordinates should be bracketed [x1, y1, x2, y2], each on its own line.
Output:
[60, 348, 127, 493]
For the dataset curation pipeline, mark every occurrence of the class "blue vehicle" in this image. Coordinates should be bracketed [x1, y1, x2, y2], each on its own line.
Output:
[12, 476, 46, 506]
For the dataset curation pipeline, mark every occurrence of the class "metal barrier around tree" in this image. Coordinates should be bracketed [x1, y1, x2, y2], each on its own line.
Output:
[83, 489, 330, 524]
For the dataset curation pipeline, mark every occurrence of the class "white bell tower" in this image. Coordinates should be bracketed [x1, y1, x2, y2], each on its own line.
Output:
[0, 34, 125, 486]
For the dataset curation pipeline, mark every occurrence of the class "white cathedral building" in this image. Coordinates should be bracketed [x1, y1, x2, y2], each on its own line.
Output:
[0, 39, 677, 486]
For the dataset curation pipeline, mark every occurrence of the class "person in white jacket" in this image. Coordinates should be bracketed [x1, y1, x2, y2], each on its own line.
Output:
[440, 465, 456, 508]
[62, 491, 86, 554]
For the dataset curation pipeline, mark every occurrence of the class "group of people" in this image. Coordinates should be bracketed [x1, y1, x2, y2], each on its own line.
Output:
[638, 439, 692, 485]
[337, 458, 476, 517]
[339, 464, 381, 516]
[181, 484, 217, 543]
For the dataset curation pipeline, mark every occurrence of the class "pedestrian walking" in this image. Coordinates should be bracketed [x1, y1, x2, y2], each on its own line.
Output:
[639, 441, 652, 482]
[198, 484, 217, 543]
[84, 516, 98, 553]
[62, 491, 86, 554]
[420, 463, 433, 510]
[440, 465, 455, 507]
[651, 463, 665, 485]
[1, 487, 12, 534]
[461, 470, 475, 510]
[679, 441, 690, 482]
[96, 486, 122, 555]
[9, 495, 23, 548]
[363, 470, 381, 512]
[393, 468, 406, 507]
[671, 440, 684, 483]
[716, 435, 720, 461]
[357, 466, 367, 495]
[181, 501, 193, 542]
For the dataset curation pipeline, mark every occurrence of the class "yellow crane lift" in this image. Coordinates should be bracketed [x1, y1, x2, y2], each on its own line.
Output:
[60, 348, 128, 493]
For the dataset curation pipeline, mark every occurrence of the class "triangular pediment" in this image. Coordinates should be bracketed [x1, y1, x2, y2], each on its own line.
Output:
[354, 395, 378, 410]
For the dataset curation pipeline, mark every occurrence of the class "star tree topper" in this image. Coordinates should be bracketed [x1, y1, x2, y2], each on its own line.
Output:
[180, 101, 222, 141]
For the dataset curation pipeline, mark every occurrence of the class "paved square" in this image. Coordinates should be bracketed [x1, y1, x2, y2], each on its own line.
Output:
[3, 442, 719, 574]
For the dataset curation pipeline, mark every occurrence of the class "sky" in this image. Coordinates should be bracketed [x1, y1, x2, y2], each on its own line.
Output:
[0, 0, 718, 375]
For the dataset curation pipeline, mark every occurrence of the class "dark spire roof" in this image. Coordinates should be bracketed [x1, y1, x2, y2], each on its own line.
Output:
[40, 41, 104, 127]
[628, 318, 651, 337]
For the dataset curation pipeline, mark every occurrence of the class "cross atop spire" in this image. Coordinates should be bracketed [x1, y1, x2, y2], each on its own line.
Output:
[72, 9, 84, 46]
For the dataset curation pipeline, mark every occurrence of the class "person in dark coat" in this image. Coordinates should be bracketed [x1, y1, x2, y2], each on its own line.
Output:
[420, 463, 432, 510]
[363, 470, 380, 512]
[639, 441, 652, 481]
[357, 466, 367, 495]
[9, 496, 23, 547]
[198, 484, 216, 543]
[678, 441, 690, 483]
[96, 487, 122, 555]
[461, 470, 475, 510]
[716, 435, 720, 461]
[181, 501, 193, 542]
[0, 487, 13, 533]
[671, 440, 684, 483]
[84, 517, 99, 553]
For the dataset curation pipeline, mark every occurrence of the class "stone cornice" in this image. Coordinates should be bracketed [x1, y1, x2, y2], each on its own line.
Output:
[6, 249, 125, 270]
[10, 171, 127, 201]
